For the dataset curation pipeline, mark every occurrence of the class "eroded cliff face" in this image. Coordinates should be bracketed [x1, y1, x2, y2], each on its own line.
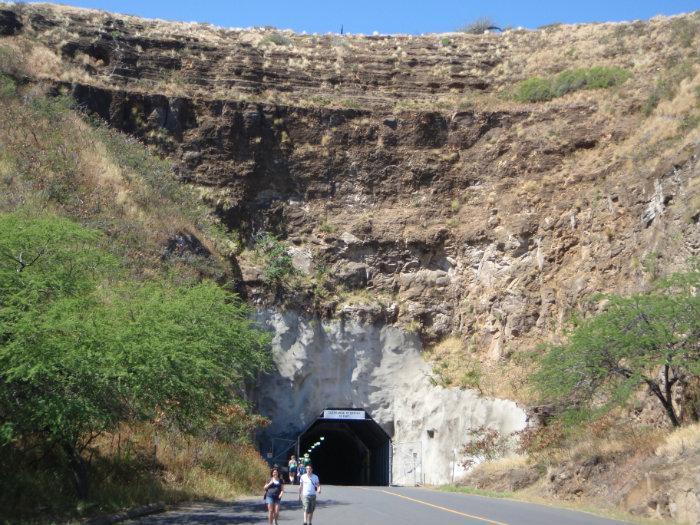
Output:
[2, 2, 699, 489]
[2, 3, 697, 351]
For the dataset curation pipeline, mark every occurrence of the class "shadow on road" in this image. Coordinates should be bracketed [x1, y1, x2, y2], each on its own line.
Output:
[131, 497, 348, 524]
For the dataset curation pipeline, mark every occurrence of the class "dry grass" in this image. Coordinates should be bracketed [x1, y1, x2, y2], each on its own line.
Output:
[468, 454, 529, 477]
[562, 426, 666, 463]
[1, 422, 269, 524]
[425, 336, 535, 403]
[655, 422, 700, 458]
[94, 423, 269, 502]
[5, 4, 699, 113]
[0, 80, 229, 279]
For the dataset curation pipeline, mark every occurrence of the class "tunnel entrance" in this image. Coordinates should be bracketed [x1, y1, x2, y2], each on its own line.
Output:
[297, 409, 391, 486]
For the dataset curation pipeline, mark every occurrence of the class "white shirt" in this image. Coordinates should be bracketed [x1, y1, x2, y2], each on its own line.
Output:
[300, 473, 320, 496]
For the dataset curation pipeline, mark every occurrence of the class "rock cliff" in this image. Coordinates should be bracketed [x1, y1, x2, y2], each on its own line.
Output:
[2, 1, 699, 510]
[1, 3, 697, 350]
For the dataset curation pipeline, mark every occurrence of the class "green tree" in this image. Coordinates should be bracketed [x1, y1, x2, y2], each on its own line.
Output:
[0, 212, 271, 499]
[534, 268, 700, 427]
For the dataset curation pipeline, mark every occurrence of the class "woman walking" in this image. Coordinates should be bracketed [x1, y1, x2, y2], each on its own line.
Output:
[263, 467, 285, 525]
[288, 454, 298, 484]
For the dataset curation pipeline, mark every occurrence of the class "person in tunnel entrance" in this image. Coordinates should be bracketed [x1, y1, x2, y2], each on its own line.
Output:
[288, 454, 298, 484]
[299, 464, 321, 525]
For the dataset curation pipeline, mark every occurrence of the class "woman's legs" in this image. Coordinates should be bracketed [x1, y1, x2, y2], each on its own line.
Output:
[273, 502, 281, 523]
[267, 502, 274, 524]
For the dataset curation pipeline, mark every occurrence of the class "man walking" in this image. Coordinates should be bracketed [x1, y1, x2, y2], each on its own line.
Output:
[299, 464, 321, 525]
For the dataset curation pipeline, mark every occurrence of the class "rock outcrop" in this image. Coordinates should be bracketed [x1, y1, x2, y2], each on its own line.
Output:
[2, 3, 697, 346]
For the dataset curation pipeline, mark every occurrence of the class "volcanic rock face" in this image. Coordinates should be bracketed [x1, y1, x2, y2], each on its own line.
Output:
[1, 2, 699, 490]
[2, 4, 698, 344]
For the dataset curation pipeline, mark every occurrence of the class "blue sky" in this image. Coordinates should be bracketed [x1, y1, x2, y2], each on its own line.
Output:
[46, 0, 700, 34]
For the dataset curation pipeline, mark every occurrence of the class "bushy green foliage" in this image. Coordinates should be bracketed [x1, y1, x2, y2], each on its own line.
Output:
[553, 67, 630, 96]
[254, 232, 296, 286]
[533, 267, 700, 427]
[0, 212, 271, 499]
[514, 67, 631, 102]
[514, 77, 553, 102]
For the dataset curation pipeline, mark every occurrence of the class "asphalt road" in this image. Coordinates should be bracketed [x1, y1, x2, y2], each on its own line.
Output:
[125, 485, 631, 525]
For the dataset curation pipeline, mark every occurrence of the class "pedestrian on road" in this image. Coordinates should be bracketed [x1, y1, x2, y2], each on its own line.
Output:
[288, 454, 298, 484]
[263, 466, 285, 525]
[299, 464, 321, 525]
[298, 453, 310, 484]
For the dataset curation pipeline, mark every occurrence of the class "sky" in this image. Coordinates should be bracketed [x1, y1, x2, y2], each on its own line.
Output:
[39, 0, 700, 35]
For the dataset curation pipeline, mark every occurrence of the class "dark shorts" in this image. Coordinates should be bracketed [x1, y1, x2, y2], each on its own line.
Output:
[265, 495, 281, 505]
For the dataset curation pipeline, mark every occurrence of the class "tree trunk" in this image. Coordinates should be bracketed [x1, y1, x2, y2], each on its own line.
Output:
[663, 364, 681, 427]
[648, 379, 681, 427]
[62, 442, 89, 500]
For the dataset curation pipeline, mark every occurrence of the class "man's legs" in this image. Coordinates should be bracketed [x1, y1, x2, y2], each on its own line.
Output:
[303, 496, 316, 524]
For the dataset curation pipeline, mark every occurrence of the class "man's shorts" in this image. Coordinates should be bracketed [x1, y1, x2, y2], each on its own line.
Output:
[302, 495, 316, 513]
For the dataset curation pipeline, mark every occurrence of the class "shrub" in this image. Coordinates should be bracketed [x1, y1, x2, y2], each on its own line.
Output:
[261, 32, 292, 46]
[319, 221, 337, 233]
[552, 66, 630, 97]
[460, 426, 517, 470]
[678, 113, 700, 133]
[254, 232, 296, 285]
[0, 45, 23, 77]
[440, 37, 451, 47]
[515, 66, 631, 102]
[339, 98, 360, 109]
[514, 77, 554, 102]
[458, 17, 498, 35]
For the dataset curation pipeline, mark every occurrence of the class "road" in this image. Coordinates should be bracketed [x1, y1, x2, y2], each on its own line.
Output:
[125, 485, 630, 525]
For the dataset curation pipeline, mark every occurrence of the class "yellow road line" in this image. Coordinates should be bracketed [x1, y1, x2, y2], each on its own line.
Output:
[364, 488, 509, 525]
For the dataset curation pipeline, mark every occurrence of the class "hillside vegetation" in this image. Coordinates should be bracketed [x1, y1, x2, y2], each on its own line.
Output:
[0, 71, 271, 523]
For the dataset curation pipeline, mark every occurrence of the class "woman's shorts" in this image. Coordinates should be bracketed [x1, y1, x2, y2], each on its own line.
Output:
[265, 496, 281, 505]
[302, 495, 316, 512]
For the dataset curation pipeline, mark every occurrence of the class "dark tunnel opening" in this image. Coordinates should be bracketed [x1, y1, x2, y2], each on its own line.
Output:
[297, 409, 391, 486]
